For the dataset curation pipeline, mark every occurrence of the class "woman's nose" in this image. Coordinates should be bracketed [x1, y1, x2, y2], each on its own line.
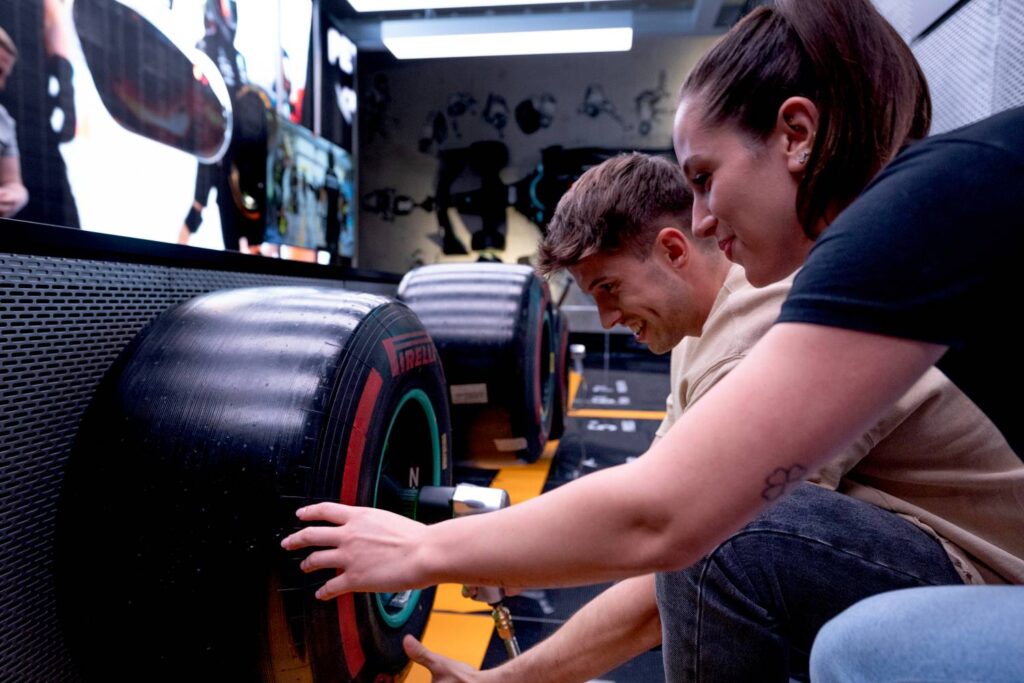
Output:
[693, 212, 718, 240]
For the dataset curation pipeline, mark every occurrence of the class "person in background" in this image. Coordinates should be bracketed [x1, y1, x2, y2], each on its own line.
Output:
[178, 0, 251, 252]
[0, 26, 28, 218]
[279, 1, 1024, 680]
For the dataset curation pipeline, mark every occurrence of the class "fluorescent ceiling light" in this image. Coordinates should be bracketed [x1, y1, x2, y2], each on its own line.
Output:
[349, 0, 621, 11]
[381, 11, 633, 59]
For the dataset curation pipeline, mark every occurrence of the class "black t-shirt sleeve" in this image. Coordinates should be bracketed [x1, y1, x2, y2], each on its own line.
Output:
[779, 115, 1024, 348]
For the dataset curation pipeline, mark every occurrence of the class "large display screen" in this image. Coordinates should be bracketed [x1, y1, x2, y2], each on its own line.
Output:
[266, 119, 354, 259]
[0, 0, 355, 261]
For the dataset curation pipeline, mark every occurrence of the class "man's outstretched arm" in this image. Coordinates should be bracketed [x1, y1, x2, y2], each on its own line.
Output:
[405, 574, 661, 683]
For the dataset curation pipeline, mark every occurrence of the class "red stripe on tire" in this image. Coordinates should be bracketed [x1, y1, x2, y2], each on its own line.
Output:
[534, 308, 545, 425]
[336, 367, 384, 678]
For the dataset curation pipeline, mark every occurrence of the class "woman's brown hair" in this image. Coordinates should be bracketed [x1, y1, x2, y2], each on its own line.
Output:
[680, 0, 930, 237]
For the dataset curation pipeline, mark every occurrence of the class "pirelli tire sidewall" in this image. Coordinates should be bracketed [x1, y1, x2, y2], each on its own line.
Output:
[307, 306, 452, 683]
[57, 288, 451, 683]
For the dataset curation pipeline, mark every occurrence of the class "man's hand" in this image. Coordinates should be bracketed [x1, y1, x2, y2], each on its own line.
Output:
[403, 635, 491, 683]
[280, 502, 432, 599]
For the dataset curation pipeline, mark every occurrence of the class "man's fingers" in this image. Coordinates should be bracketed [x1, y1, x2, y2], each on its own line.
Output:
[296, 502, 352, 524]
[280, 525, 343, 551]
[403, 635, 433, 666]
[314, 573, 351, 601]
[298, 548, 347, 574]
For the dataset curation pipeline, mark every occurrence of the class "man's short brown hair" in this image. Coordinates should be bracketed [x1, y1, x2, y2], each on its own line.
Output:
[0, 27, 17, 60]
[537, 153, 694, 275]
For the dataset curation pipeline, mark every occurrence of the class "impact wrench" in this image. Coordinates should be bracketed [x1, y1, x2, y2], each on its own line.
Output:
[404, 483, 522, 659]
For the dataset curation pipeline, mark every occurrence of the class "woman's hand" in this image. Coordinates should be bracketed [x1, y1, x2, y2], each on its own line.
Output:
[281, 502, 432, 599]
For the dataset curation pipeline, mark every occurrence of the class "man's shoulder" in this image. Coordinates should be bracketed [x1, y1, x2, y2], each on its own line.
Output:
[683, 267, 792, 368]
[716, 266, 792, 331]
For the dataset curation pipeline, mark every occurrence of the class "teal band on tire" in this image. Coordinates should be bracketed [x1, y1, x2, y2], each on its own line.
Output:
[373, 388, 442, 629]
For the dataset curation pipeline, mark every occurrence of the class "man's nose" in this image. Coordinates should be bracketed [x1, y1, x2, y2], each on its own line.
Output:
[597, 306, 621, 330]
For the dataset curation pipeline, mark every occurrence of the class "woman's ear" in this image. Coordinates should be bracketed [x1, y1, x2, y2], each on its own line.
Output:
[777, 97, 820, 174]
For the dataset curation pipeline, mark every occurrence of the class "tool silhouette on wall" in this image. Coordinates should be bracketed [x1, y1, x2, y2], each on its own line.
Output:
[634, 70, 671, 137]
[446, 92, 477, 139]
[361, 187, 434, 223]
[482, 93, 510, 137]
[578, 83, 626, 129]
[365, 143, 673, 256]
[515, 93, 557, 135]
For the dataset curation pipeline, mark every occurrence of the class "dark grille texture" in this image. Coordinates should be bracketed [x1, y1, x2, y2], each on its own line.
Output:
[0, 253, 394, 681]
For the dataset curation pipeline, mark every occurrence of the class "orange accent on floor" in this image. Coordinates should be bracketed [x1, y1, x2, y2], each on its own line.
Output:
[568, 370, 582, 409]
[433, 583, 491, 614]
[568, 408, 666, 420]
[405, 613, 495, 683]
[489, 438, 557, 506]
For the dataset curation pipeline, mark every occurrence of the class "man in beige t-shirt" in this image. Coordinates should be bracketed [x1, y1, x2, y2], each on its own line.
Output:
[404, 153, 1024, 682]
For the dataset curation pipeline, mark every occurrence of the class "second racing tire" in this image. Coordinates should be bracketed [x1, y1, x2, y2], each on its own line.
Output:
[548, 306, 570, 440]
[398, 263, 555, 462]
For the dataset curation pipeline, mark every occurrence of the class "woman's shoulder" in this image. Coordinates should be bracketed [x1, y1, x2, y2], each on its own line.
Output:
[912, 107, 1024, 163]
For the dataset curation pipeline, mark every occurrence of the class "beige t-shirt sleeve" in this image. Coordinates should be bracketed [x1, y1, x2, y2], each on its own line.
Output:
[656, 345, 684, 439]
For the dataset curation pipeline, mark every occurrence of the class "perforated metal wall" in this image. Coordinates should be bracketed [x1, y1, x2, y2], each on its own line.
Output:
[875, 0, 1024, 134]
[915, 0, 1000, 133]
[0, 252, 394, 681]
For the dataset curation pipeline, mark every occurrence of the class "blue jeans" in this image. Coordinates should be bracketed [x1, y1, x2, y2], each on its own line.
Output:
[655, 484, 963, 682]
[810, 586, 1024, 682]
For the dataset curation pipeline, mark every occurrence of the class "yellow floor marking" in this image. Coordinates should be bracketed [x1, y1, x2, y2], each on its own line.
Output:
[433, 583, 491, 614]
[490, 438, 556, 505]
[568, 408, 666, 420]
[405, 612, 495, 683]
[459, 437, 558, 478]
[568, 370, 582, 409]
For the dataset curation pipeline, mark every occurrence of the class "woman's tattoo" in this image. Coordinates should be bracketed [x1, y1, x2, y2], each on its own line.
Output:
[761, 464, 807, 501]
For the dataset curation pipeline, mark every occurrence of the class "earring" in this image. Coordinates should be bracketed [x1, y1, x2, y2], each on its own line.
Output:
[798, 150, 810, 164]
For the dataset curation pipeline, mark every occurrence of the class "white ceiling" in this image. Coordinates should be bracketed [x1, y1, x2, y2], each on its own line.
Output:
[328, 0, 761, 50]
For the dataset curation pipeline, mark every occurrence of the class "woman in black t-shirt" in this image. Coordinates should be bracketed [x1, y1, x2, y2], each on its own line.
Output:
[279, 2, 1022, 681]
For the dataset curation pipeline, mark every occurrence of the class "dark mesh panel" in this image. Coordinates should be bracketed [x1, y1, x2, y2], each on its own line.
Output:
[0, 253, 394, 681]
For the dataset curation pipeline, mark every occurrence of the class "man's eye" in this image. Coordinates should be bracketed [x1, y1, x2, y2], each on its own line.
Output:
[691, 172, 710, 189]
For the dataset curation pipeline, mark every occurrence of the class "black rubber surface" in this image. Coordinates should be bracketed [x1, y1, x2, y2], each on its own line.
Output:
[59, 287, 451, 681]
[399, 264, 554, 462]
[0, 238, 395, 683]
[547, 306, 570, 440]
